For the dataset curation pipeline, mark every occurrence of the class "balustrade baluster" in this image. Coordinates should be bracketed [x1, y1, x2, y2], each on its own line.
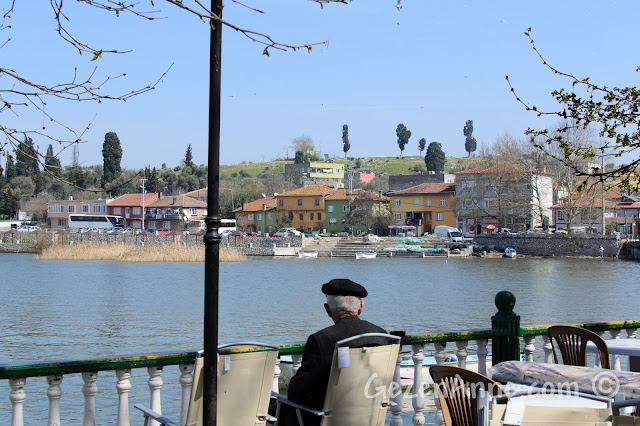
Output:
[115, 369, 131, 426]
[456, 341, 468, 369]
[291, 354, 303, 375]
[389, 346, 404, 426]
[47, 375, 63, 426]
[610, 329, 622, 371]
[542, 335, 553, 363]
[476, 340, 488, 376]
[626, 328, 638, 339]
[523, 335, 536, 362]
[411, 344, 425, 426]
[179, 363, 195, 426]
[433, 343, 447, 426]
[148, 367, 164, 426]
[272, 358, 281, 393]
[10, 377, 26, 426]
[82, 371, 98, 426]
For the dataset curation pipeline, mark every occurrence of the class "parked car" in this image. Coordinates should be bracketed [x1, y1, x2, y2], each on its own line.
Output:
[275, 228, 302, 237]
[16, 225, 41, 232]
[156, 228, 171, 235]
[106, 226, 125, 234]
[146, 228, 156, 234]
[81, 227, 101, 233]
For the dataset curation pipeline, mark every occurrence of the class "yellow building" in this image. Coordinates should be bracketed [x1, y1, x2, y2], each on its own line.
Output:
[387, 183, 456, 236]
[275, 183, 337, 231]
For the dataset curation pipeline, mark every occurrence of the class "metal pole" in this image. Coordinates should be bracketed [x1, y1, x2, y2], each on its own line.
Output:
[204, 1, 223, 424]
[140, 178, 146, 231]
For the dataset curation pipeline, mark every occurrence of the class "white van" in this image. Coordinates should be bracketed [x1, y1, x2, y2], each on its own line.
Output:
[434, 225, 464, 242]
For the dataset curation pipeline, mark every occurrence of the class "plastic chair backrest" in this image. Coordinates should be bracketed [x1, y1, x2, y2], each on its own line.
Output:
[548, 325, 610, 369]
[320, 333, 400, 426]
[186, 343, 279, 426]
[429, 365, 506, 426]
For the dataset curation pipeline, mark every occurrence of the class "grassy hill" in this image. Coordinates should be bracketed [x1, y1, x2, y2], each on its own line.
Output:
[220, 155, 473, 180]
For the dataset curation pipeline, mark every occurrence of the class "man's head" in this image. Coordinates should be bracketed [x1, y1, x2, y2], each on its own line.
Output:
[321, 278, 367, 323]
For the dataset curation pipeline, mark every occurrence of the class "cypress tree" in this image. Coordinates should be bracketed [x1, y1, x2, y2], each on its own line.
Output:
[102, 132, 123, 189]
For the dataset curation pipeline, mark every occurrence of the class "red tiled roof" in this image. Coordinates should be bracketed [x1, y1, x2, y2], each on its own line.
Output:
[232, 198, 276, 213]
[276, 183, 337, 197]
[146, 195, 207, 208]
[387, 183, 455, 195]
[108, 193, 159, 206]
[184, 188, 208, 198]
[550, 198, 618, 209]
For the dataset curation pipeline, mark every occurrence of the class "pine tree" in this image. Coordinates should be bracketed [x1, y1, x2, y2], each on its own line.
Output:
[5, 155, 16, 182]
[16, 136, 39, 177]
[342, 124, 350, 157]
[44, 144, 62, 177]
[425, 141, 446, 173]
[102, 132, 123, 189]
[185, 144, 194, 168]
[464, 120, 477, 157]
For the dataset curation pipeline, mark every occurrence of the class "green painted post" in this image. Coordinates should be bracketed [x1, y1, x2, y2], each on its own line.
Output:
[491, 291, 520, 365]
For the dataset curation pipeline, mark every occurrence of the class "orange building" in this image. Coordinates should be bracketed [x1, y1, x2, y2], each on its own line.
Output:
[275, 183, 337, 231]
[387, 183, 456, 235]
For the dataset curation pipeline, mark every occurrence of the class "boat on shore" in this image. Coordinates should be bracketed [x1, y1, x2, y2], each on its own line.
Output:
[504, 247, 517, 258]
[355, 252, 377, 259]
[297, 251, 318, 258]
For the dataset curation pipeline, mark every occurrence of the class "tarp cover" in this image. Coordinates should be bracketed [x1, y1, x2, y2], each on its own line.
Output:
[490, 361, 640, 399]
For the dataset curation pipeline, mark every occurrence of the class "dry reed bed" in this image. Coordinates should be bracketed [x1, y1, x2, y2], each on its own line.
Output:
[39, 242, 247, 262]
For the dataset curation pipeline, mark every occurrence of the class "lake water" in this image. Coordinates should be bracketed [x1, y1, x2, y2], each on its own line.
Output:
[2, 253, 639, 423]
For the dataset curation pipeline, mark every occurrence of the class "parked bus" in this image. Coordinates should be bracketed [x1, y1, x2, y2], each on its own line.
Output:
[185, 218, 237, 235]
[68, 214, 124, 232]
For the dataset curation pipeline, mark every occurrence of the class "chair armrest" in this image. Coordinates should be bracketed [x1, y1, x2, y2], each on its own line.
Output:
[612, 398, 640, 416]
[133, 403, 179, 426]
[271, 392, 324, 417]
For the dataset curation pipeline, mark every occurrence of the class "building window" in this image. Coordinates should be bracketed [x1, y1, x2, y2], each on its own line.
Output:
[342, 205, 347, 212]
[247, 214, 254, 220]
[297, 199, 303, 206]
[279, 200, 284, 207]
[394, 199, 401, 207]
[310, 213, 315, 220]
[113, 207, 122, 215]
[414, 198, 419, 206]
[425, 199, 431, 207]
[267, 225, 273, 232]
[267, 213, 273, 220]
[93, 203, 106, 213]
[58, 219, 66, 226]
[437, 213, 444, 221]
[163, 221, 171, 228]
[68, 205, 75, 213]
[330, 218, 337, 224]
[237, 214, 243, 221]
[148, 221, 156, 229]
[299, 213, 304, 220]
[328, 205, 334, 213]
[315, 199, 320, 206]
[257, 214, 262, 221]
[464, 199, 474, 208]
[440, 199, 448, 206]
[82, 205, 89, 213]
[318, 213, 322, 220]
[189, 208, 197, 215]
[336, 168, 341, 173]
[557, 210, 566, 221]
[257, 225, 262, 233]
[48, 204, 63, 213]
[428, 213, 432, 221]
[394, 213, 402, 221]
[133, 207, 141, 215]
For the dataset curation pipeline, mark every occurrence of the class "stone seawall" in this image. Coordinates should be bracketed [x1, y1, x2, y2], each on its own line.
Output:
[473, 234, 619, 257]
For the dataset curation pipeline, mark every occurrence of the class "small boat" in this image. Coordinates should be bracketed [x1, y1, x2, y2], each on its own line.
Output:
[297, 251, 318, 258]
[504, 247, 517, 258]
[355, 252, 377, 259]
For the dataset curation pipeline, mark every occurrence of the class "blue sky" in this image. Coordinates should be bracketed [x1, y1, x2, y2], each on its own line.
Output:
[5, 1, 640, 169]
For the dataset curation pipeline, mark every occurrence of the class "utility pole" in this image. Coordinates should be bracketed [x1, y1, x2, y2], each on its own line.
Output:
[601, 149, 606, 235]
[140, 178, 147, 231]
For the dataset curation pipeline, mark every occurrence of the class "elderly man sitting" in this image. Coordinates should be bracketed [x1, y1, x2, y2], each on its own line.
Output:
[281, 278, 388, 426]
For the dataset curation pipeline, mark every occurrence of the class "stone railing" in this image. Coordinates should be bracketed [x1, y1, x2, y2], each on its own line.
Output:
[2, 292, 639, 425]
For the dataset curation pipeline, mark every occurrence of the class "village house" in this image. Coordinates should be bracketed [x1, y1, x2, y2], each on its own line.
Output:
[233, 198, 277, 235]
[145, 195, 207, 233]
[108, 193, 159, 230]
[387, 183, 456, 236]
[274, 183, 336, 232]
[284, 161, 345, 188]
[46, 198, 112, 229]
[324, 189, 389, 235]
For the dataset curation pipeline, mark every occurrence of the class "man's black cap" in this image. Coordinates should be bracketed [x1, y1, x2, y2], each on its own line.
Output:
[321, 278, 368, 298]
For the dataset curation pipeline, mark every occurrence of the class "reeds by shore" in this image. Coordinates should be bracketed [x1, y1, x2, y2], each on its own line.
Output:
[38, 242, 247, 262]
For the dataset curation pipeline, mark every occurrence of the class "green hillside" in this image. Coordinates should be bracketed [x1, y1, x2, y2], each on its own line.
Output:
[220, 155, 472, 180]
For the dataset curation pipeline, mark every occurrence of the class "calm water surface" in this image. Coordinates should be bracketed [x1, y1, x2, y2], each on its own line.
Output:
[1, 254, 639, 423]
